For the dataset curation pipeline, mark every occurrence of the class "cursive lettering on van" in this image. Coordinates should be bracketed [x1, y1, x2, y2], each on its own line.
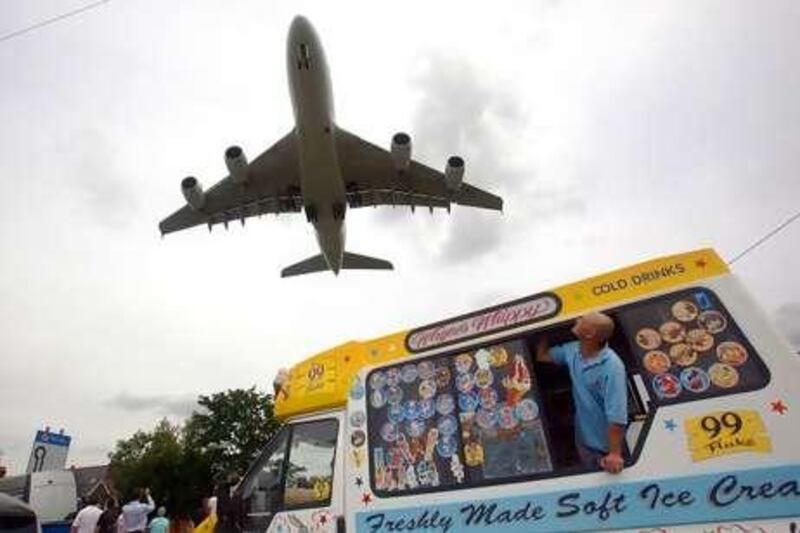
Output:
[709, 475, 800, 507]
[363, 509, 453, 533]
[639, 483, 695, 510]
[460, 501, 546, 526]
[556, 491, 627, 522]
[406, 295, 559, 352]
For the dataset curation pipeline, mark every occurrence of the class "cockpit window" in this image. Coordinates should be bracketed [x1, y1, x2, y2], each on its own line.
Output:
[297, 43, 311, 69]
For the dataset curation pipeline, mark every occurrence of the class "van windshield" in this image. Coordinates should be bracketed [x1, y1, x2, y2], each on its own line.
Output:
[235, 418, 338, 530]
[238, 426, 289, 528]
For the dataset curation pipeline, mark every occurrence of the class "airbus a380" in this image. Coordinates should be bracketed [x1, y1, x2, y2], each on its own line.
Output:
[159, 16, 503, 277]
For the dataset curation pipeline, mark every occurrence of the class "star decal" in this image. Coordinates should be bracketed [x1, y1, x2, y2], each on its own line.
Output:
[319, 515, 327, 524]
[770, 399, 788, 415]
[695, 258, 708, 269]
[355, 476, 364, 488]
[361, 492, 373, 505]
[664, 419, 677, 432]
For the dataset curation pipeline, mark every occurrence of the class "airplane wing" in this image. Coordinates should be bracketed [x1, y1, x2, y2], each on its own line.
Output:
[335, 128, 503, 212]
[159, 133, 303, 235]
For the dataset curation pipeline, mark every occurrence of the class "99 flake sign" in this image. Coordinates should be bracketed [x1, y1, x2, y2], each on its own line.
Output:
[684, 409, 771, 462]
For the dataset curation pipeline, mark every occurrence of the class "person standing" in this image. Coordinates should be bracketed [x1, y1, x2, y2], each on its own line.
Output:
[95, 499, 121, 533]
[147, 507, 169, 533]
[70, 498, 103, 533]
[121, 488, 155, 533]
[536, 312, 628, 474]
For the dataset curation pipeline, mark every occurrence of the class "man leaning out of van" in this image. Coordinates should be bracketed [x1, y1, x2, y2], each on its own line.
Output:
[537, 312, 628, 474]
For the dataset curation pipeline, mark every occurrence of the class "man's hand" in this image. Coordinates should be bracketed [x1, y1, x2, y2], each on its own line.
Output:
[600, 452, 624, 474]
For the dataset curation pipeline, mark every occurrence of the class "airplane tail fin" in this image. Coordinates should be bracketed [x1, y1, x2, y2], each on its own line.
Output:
[281, 252, 393, 277]
[341, 252, 394, 271]
[281, 254, 329, 278]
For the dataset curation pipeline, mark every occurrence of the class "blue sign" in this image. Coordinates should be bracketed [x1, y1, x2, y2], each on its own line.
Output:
[356, 464, 800, 532]
[35, 431, 71, 447]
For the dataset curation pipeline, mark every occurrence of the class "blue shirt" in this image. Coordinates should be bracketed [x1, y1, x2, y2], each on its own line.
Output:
[148, 517, 169, 533]
[551, 341, 628, 452]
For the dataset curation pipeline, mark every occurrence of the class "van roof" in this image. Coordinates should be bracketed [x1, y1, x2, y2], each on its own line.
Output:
[274, 248, 728, 420]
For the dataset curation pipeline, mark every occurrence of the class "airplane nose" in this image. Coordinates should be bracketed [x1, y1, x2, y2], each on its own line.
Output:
[290, 15, 311, 36]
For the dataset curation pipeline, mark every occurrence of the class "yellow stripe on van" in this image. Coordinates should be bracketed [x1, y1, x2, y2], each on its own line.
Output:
[555, 248, 728, 316]
[274, 248, 729, 420]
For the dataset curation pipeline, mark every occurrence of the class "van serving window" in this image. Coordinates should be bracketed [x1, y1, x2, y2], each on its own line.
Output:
[366, 340, 553, 496]
[615, 287, 768, 405]
[365, 287, 768, 497]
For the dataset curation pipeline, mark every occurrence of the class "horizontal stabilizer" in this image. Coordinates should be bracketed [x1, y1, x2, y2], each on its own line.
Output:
[342, 252, 393, 271]
[281, 254, 329, 278]
[281, 252, 394, 277]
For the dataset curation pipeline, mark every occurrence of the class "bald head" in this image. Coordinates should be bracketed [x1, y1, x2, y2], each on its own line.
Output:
[573, 312, 615, 343]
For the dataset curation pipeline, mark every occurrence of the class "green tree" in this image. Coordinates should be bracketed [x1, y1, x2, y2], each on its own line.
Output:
[184, 387, 281, 480]
[109, 419, 210, 518]
[108, 388, 280, 519]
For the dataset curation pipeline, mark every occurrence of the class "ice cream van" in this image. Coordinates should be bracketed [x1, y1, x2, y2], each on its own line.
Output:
[230, 249, 799, 532]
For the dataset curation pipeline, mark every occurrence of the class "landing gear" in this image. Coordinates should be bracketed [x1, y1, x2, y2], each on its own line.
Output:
[332, 202, 346, 221]
[305, 204, 318, 223]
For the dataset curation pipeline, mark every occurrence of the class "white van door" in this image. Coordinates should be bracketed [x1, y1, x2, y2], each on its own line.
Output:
[237, 413, 344, 532]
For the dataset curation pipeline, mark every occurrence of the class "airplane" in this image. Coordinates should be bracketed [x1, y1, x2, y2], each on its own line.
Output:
[159, 15, 503, 277]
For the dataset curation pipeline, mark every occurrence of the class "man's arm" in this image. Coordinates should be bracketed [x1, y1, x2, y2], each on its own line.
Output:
[536, 337, 553, 363]
[142, 488, 155, 513]
[600, 357, 629, 474]
[600, 423, 626, 474]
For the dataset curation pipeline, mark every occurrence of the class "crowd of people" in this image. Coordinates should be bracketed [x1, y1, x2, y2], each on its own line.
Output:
[70, 489, 173, 533]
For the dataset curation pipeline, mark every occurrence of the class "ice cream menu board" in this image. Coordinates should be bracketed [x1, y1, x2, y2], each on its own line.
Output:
[616, 288, 768, 404]
[366, 340, 552, 495]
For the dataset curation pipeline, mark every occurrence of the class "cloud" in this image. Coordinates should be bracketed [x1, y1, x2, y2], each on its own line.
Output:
[407, 53, 584, 265]
[106, 392, 198, 418]
[774, 302, 800, 350]
[68, 129, 139, 229]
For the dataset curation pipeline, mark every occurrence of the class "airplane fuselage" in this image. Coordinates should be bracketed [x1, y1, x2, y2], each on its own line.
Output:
[287, 16, 346, 274]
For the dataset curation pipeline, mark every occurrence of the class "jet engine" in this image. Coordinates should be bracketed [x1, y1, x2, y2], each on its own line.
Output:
[225, 145, 249, 184]
[181, 176, 206, 210]
[391, 132, 411, 172]
[444, 156, 465, 191]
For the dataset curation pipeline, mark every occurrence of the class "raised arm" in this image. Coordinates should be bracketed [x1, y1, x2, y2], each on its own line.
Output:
[144, 489, 155, 513]
[536, 337, 553, 363]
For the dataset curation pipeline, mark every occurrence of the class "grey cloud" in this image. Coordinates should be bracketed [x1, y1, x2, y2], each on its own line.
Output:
[69, 130, 139, 229]
[774, 302, 800, 350]
[468, 290, 508, 311]
[106, 392, 198, 417]
[408, 53, 583, 265]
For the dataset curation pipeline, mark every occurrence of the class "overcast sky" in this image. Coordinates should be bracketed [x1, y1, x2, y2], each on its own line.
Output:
[1, 0, 798, 474]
